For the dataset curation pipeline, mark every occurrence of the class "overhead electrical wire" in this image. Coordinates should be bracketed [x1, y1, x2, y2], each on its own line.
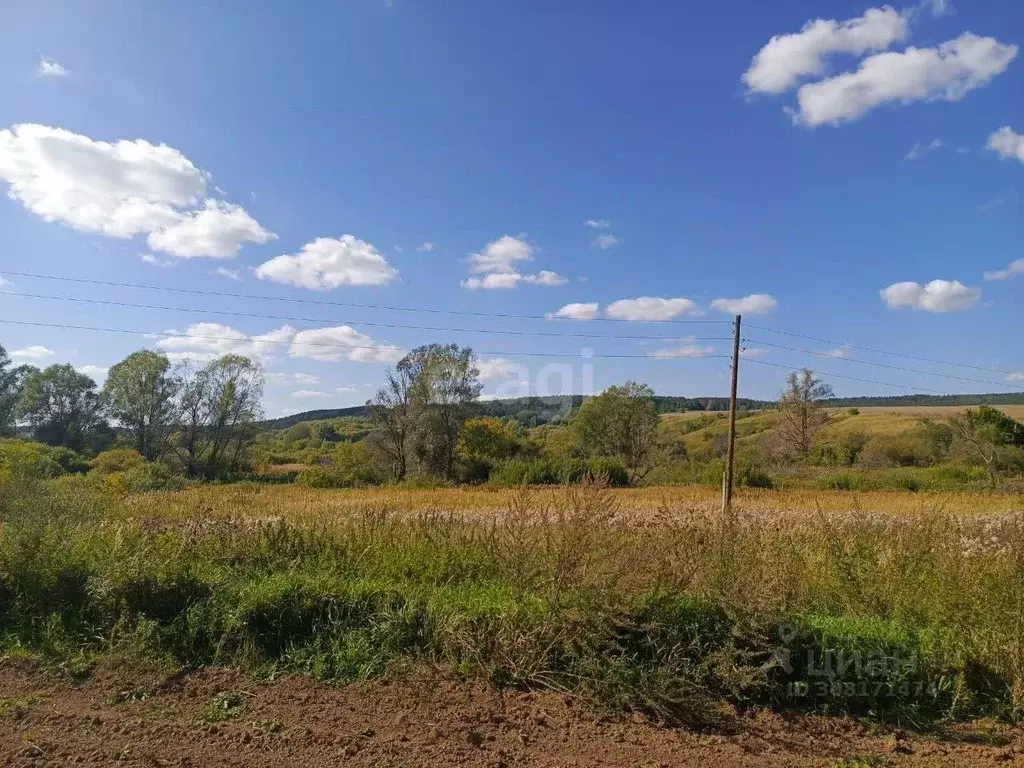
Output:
[0, 270, 730, 325]
[0, 290, 732, 343]
[0, 318, 728, 361]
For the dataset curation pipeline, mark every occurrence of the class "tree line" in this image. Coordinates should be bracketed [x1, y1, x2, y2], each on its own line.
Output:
[0, 346, 263, 479]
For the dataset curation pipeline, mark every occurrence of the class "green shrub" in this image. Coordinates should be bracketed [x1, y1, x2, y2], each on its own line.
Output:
[296, 467, 356, 489]
[122, 462, 187, 492]
[90, 448, 145, 475]
[489, 457, 630, 487]
[0, 439, 89, 480]
[490, 458, 560, 486]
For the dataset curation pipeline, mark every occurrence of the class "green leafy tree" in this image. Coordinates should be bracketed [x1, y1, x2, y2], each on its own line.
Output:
[407, 343, 482, 480]
[368, 364, 420, 481]
[949, 406, 1024, 486]
[17, 364, 107, 452]
[102, 350, 180, 460]
[572, 381, 660, 483]
[458, 417, 522, 463]
[168, 354, 263, 478]
[0, 345, 32, 436]
[776, 369, 834, 460]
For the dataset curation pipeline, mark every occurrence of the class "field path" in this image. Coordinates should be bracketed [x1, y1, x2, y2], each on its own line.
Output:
[1, 661, 1020, 767]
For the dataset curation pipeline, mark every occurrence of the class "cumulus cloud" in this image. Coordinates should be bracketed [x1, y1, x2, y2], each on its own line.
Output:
[605, 297, 702, 321]
[743, 6, 908, 95]
[794, 34, 1017, 127]
[147, 200, 274, 258]
[289, 326, 403, 363]
[987, 126, 1024, 163]
[215, 267, 242, 281]
[983, 258, 1024, 281]
[0, 123, 273, 258]
[469, 235, 535, 274]
[880, 279, 981, 312]
[12, 345, 55, 359]
[709, 294, 778, 315]
[416, 242, 435, 252]
[477, 357, 520, 382]
[584, 219, 611, 229]
[37, 56, 68, 77]
[904, 138, 946, 160]
[254, 235, 399, 290]
[1007, 373, 1024, 383]
[156, 323, 296, 363]
[462, 235, 566, 289]
[547, 302, 600, 321]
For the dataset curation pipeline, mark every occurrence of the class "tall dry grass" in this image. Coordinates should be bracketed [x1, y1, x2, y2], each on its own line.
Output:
[0, 475, 1022, 723]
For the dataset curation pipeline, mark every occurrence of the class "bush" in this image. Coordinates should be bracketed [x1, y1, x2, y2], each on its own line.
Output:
[859, 434, 934, 468]
[90, 449, 145, 475]
[122, 462, 187, 492]
[296, 467, 356, 489]
[489, 457, 630, 487]
[0, 439, 90, 480]
[490, 458, 560, 486]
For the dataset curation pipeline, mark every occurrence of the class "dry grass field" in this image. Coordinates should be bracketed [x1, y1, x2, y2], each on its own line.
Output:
[141, 482, 1024, 524]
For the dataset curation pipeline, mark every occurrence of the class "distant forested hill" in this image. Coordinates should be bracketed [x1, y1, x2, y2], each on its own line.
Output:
[259, 392, 1024, 432]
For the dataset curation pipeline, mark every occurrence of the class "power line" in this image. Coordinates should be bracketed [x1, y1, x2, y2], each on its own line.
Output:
[742, 338, 1024, 392]
[741, 358, 947, 394]
[0, 318, 730, 361]
[0, 270, 730, 325]
[746, 322, 1015, 376]
[0, 290, 732, 343]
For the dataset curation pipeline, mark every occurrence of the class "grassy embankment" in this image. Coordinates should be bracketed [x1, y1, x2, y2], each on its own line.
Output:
[2, 476, 1023, 725]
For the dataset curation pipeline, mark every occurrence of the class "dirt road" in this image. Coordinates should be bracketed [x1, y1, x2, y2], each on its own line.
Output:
[0, 660, 1019, 767]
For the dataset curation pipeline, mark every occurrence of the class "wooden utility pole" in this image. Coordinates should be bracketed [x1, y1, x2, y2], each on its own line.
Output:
[721, 314, 742, 515]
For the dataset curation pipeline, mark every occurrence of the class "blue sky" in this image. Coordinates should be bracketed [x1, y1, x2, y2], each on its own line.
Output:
[0, 0, 1022, 416]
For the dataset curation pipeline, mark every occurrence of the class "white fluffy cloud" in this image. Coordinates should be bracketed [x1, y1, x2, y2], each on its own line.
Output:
[547, 302, 600, 320]
[462, 235, 566, 290]
[468, 235, 535, 274]
[289, 326, 403, 363]
[584, 219, 611, 229]
[255, 235, 398, 290]
[156, 323, 297, 363]
[37, 56, 68, 77]
[605, 297, 702, 321]
[416, 241, 435, 252]
[148, 200, 274, 259]
[11, 345, 55, 359]
[709, 294, 778, 315]
[794, 34, 1017, 127]
[743, 6, 908, 94]
[0, 123, 273, 258]
[984, 258, 1024, 281]
[986, 127, 1024, 163]
[292, 390, 330, 399]
[1008, 373, 1024, 383]
[649, 344, 715, 359]
[155, 322, 402, 364]
[477, 357, 520, 382]
[880, 279, 981, 312]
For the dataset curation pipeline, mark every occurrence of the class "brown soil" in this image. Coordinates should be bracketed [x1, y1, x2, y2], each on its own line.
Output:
[0, 660, 1020, 767]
